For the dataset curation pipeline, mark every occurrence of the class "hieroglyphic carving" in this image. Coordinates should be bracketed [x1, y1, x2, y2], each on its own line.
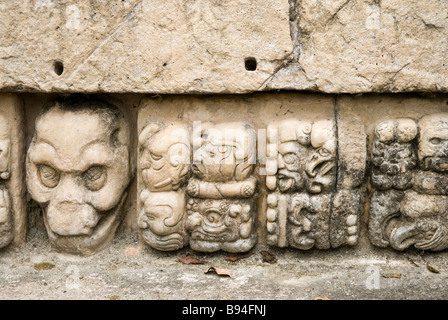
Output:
[26, 98, 132, 255]
[265, 119, 337, 249]
[138, 122, 190, 251]
[138, 120, 258, 253]
[369, 115, 448, 251]
[186, 122, 257, 252]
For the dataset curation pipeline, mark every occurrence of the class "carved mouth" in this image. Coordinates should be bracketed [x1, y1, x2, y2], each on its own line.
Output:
[141, 231, 185, 251]
[190, 230, 230, 241]
[278, 170, 296, 191]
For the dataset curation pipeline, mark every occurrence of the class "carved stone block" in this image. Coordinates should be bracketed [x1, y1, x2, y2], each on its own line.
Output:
[187, 121, 257, 252]
[138, 117, 257, 253]
[26, 97, 132, 255]
[0, 94, 26, 249]
[266, 118, 337, 249]
[369, 115, 448, 251]
[138, 121, 190, 251]
[265, 112, 367, 249]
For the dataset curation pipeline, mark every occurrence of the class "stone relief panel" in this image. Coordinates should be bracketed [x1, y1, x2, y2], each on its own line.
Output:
[26, 98, 132, 255]
[265, 119, 337, 249]
[265, 114, 366, 250]
[186, 122, 257, 253]
[137, 94, 367, 253]
[369, 115, 448, 251]
[137, 120, 258, 253]
[137, 122, 190, 251]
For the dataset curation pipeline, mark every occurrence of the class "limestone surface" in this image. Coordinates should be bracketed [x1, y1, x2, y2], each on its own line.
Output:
[0, 0, 292, 94]
[267, 0, 448, 93]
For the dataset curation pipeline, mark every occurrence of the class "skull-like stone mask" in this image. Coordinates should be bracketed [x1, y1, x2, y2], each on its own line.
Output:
[26, 98, 132, 255]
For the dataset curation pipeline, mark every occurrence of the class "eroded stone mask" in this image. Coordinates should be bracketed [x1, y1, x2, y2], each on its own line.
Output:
[139, 122, 190, 191]
[419, 114, 448, 172]
[26, 98, 131, 255]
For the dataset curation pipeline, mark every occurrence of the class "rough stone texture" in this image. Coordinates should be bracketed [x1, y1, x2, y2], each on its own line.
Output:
[268, 0, 448, 93]
[2, 1, 448, 94]
[0, 0, 292, 94]
[2, 232, 448, 301]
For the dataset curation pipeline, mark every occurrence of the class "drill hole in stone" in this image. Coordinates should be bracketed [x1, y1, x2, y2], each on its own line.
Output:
[54, 61, 64, 76]
[244, 57, 257, 71]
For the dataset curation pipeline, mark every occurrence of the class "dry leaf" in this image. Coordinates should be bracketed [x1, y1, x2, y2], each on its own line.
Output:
[260, 250, 277, 264]
[426, 263, 440, 274]
[314, 297, 331, 300]
[406, 256, 420, 267]
[225, 251, 254, 262]
[176, 256, 205, 265]
[382, 273, 402, 279]
[205, 267, 232, 278]
[33, 262, 55, 271]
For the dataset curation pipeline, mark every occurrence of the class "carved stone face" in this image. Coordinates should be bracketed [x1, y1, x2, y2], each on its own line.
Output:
[277, 141, 306, 193]
[26, 100, 131, 254]
[138, 190, 186, 251]
[186, 199, 251, 243]
[419, 114, 448, 172]
[388, 191, 448, 251]
[139, 123, 190, 192]
[192, 122, 256, 182]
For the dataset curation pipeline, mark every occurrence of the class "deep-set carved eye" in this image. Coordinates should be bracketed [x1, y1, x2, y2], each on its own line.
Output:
[150, 153, 162, 161]
[283, 153, 298, 165]
[83, 166, 107, 191]
[38, 164, 60, 188]
[430, 138, 442, 145]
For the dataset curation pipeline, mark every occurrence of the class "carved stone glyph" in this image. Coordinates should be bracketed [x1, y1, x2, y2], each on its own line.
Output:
[138, 120, 258, 253]
[187, 122, 257, 252]
[369, 115, 448, 251]
[138, 122, 190, 251]
[265, 114, 366, 249]
[26, 98, 132, 255]
[265, 119, 337, 249]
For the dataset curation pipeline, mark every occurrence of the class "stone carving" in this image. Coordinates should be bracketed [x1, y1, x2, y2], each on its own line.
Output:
[26, 98, 132, 255]
[138, 121, 258, 253]
[265, 119, 337, 249]
[186, 122, 257, 252]
[138, 122, 190, 251]
[0, 113, 12, 248]
[369, 115, 448, 251]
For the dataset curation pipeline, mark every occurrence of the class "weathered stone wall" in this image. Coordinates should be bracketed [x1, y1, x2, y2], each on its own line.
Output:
[1, 1, 448, 257]
[1, 1, 448, 94]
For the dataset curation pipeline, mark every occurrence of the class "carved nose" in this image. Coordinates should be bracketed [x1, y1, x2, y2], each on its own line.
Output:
[389, 222, 419, 251]
[52, 175, 84, 204]
[277, 155, 285, 169]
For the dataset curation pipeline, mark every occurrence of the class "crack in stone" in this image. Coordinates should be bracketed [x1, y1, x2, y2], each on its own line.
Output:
[65, 0, 144, 82]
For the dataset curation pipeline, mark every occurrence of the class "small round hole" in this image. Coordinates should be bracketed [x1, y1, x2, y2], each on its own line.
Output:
[244, 57, 257, 71]
[54, 61, 64, 76]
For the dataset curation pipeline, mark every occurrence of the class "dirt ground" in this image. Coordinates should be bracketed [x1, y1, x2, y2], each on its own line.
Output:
[1, 220, 447, 302]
